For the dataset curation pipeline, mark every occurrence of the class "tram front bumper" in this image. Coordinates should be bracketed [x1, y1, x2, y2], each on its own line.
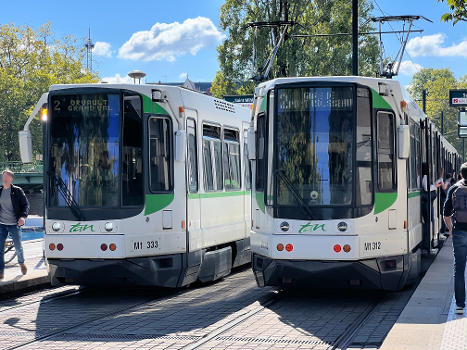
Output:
[252, 253, 408, 291]
[48, 254, 185, 288]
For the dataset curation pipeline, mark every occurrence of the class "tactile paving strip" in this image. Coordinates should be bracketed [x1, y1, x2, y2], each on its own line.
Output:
[439, 297, 467, 350]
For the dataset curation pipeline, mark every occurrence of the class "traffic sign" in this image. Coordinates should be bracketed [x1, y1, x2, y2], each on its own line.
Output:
[449, 89, 467, 107]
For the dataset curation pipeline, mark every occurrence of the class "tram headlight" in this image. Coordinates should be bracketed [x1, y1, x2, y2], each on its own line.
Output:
[52, 222, 61, 232]
[104, 222, 113, 232]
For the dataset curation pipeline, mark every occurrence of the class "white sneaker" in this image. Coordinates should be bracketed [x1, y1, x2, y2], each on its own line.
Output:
[455, 306, 464, 315]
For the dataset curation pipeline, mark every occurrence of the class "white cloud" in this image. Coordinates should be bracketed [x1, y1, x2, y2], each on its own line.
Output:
[398, 60, 423, 76]
[118, 16, 225, 62]
[93, 41, 112, 57]
[101, 73, 133, 84]
[407, 33, 467, 57]
[179, 72, 188, 79]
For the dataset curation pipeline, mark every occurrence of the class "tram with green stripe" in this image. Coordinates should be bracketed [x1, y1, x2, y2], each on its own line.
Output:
[33, 83, 252, 287]
[248, 76, 459, 290]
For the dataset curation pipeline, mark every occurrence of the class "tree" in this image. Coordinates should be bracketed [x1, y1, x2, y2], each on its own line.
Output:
[408, 68, 467, 154]
[439, 0, 467, 24]
[0, 23, 98, 162]
[211, 0, 380, 98]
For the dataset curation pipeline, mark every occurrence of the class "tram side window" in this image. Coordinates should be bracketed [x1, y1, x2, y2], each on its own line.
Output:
[244, 141, 251, 190]
[149, 117, 173, 192]
[203, 124, 222, 191]
[203, 140, 214, 191]
[256, 113, 266, 192]
[123, 95, 144, 206]
[356, 88, 373, 206]
[377, 112, 396, 191]
[409, 122, 421, 190]
[187, 119, 198, 193]
[223, 129, 241, 190]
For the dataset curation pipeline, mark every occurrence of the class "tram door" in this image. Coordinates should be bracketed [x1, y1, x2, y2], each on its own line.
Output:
[421, 120, 434, 251]
[185, 110, 202, 251]
[242, 124, 251, 236]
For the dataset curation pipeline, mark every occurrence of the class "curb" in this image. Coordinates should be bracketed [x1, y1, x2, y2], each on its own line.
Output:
[0, 270, 50, 296]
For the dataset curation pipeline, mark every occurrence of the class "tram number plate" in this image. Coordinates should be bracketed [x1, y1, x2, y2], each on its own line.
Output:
[364, 241, 381, 251]
[130, 239, 160, 253]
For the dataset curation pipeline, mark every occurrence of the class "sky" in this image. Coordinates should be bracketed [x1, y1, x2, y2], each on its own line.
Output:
[1, 0, 466, 88]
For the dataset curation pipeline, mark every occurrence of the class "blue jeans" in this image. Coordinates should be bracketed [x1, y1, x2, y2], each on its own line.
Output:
[0, 224, 25, 273]
[453, 230, 467, 308]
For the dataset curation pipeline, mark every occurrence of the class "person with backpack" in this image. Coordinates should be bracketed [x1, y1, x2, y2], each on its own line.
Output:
[444, 163, 467, 315]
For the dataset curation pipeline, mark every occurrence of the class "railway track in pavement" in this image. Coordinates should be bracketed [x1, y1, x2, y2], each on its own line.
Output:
[0, 266, 416, 350]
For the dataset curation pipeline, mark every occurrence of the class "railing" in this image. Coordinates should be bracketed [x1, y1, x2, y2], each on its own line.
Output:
[0, 161, 43, 174]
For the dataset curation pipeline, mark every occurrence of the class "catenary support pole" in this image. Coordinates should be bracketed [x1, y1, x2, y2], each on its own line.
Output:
[422, 89, 427, 113]
[441, 111, 444, 135]
[352, 0, 358, 76]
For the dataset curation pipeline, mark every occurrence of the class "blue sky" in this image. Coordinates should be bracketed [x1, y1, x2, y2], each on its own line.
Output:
[1, 0, 466, 88]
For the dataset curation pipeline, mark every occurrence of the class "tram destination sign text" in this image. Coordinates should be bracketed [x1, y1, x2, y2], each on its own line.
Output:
[449, 89, 467, 107]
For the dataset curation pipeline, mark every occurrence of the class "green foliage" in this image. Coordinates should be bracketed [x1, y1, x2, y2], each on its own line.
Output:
[211, 0, 380, 98]
[408, 68, 467, 154]
[0, 23, 98, 161]
[439, 0, 467, 24]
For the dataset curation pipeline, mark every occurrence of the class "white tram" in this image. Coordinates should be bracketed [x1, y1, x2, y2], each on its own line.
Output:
[248, 77, 459, 290]
[33, 83, 252, 287]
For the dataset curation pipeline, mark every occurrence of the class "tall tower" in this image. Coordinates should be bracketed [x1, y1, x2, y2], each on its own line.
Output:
[84, 28, 95, 73]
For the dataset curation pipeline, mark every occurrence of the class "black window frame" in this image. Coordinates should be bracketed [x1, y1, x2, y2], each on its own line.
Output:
[202, 123, 222, 192]
[46, 88, 145, 221]
[186, 118, 198, 193]
[148, 115, 174, 194]
[376, 110, 397, 192]
[267, 82, 376, 220]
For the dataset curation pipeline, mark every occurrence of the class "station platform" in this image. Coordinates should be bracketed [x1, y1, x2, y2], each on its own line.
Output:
[381, 237, 467, 350]
[0, 239, 49, 295]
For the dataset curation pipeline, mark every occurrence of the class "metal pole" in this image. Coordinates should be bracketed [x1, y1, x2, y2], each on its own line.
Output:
[441, 111, 444, 135]
[352, 0, 358, 76]
[463, 139, 466, 162]
[422, 89, 427, 113]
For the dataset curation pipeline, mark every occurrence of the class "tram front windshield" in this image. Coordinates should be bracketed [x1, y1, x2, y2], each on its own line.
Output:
[48, 92, 143, 210]
[273, 86, 373, 211]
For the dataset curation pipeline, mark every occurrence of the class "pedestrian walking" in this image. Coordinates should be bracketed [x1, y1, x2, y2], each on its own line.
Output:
[444, 162, 467, 315]
[0, 169, 29, 279]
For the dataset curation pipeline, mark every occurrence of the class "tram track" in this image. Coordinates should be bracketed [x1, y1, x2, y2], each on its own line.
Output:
[0, 267, 411, 350]
[0, 286, 82, 314]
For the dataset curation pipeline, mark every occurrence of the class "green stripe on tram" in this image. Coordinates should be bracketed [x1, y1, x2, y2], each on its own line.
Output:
[188, 190, 251, 199]
[142, 94, 169, 115]
[371, 88, 392, 110]
[408, 191, 421, 198]
[374, 192, 397, 214]
[145, 193, 174, 215]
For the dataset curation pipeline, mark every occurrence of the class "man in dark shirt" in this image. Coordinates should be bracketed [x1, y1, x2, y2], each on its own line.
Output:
[444, 163, 467, 315]
[0, 169, 29, 279]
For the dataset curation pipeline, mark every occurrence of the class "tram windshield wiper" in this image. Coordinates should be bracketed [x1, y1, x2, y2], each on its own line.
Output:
[50, 172, 85, 221]
[275, 170, 314, 219]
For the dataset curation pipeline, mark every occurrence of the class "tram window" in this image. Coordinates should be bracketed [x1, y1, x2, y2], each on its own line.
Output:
[229, 143, 241, 190]
[123, 95, 144, 206]
[223, 128, 241, 191]
[377, 112, 396, 191]
[356, 88, 372, 206]
[223, 142, 231, 188]
[203, 140, 214, 191]
[148, 117, 173, 193]
[187, 119, 198, 193]
[244, 141, 251, 190]
[256, 114, 266, 191]
[213, 140, 223, 191]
